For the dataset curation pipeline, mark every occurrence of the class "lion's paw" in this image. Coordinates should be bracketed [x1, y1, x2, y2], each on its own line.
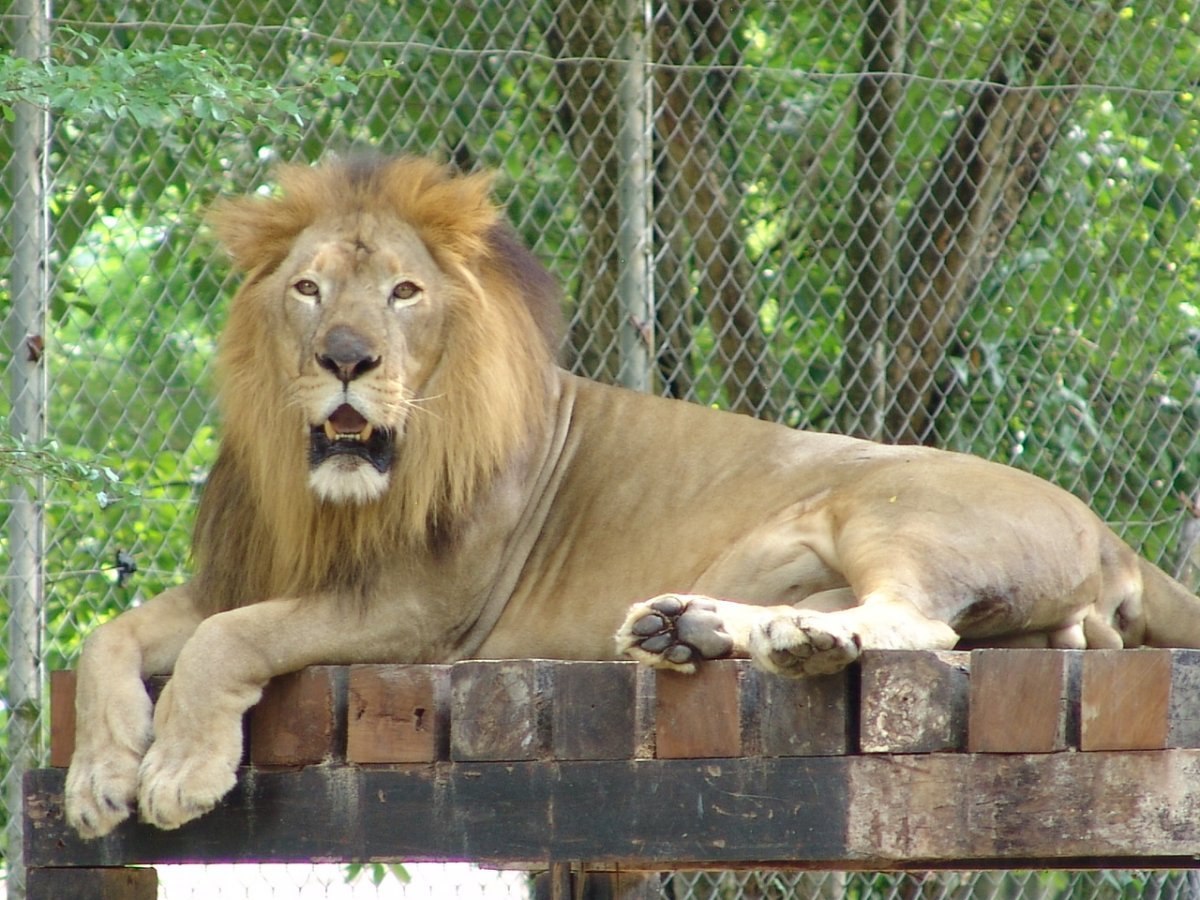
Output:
[135, 682, 244, 830]
[65, 682, 154, 839]
[65, 749, 143, 839]
[616, 594, 735, 672]
[136, 734, 240, 831]
[749, 611, 861, 676]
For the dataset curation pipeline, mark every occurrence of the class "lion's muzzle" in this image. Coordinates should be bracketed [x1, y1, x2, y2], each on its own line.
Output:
[309, 403, 394, 474]
[316, 325, 383, 386]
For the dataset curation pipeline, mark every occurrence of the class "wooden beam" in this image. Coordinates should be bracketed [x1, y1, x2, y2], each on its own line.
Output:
[968, 650, 1079, 753]
[860, 650, 969, 753]
[26, 867, 157, 900]
[48, 670, 76, 768]
[549, 661, 651, 760]
[654, 661, 746, 758]
[26, 751, 1200, 871]
[249, 666, 345, 766]
[346, 664, 450, 763]
[450, 660, 554, 761]
[1080, 649, 1200, 751]
[656, 660, 852, 758]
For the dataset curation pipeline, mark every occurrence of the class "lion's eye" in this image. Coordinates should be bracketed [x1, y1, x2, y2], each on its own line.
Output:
[391, 281, 422, 306]
[292, 279, 321, 301]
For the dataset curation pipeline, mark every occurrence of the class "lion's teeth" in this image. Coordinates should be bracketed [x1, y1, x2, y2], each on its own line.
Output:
[322, 421, 374, 442]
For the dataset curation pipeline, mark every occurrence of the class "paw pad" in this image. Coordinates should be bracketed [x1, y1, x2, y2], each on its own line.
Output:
[626, 595, 734, 667]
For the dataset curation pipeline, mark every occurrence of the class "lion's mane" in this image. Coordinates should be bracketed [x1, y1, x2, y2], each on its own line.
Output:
[191, 156, 562, 614]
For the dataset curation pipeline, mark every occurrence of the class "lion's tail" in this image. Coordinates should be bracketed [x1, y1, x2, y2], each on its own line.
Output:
[1138, 557, 1200, 648]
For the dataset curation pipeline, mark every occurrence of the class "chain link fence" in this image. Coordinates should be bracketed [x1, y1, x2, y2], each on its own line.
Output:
[4, 0, 1200, 897]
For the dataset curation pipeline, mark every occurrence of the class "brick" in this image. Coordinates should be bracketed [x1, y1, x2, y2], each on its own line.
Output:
[50, 670, 77, 768]
[860, 650, 970, 753]
[755, 668, 853, 756]
[450, 660, 552, 761]
[549, 661, 650, 760]
[347, 665, 450, 763]
[968, 650, 1080, 753]
[655, 660, 747, 758]
[249, 666, 345, 766]
[27, 866, 158, 900]
[1080, 649, 1200, 751]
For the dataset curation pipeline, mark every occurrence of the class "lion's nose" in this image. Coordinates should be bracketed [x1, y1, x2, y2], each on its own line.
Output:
[317, 325, 382, 385]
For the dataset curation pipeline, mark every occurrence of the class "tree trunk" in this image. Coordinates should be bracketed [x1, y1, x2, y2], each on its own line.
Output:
[546, 7, 624, 383]
[882, 19, 1109, 444]
[653, 0, 779, 418]
[653, 169, 694, 400]
[840, 0, 906, 440]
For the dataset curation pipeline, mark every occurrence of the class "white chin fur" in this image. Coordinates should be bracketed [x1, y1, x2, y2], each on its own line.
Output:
[309, 462, 390, 504]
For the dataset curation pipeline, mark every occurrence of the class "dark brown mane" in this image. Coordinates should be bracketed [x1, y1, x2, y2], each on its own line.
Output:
[484, 222, 565, 361]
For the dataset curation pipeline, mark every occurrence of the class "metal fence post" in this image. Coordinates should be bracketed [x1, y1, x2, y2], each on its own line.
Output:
[5, 1, 52, 897]
[615, 0, 654, 392]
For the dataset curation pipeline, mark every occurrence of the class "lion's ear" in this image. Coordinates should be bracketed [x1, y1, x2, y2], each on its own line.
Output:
[206, 194, 295, 275]
[206, 163, 328, 275]
[377, 160, 501, 264]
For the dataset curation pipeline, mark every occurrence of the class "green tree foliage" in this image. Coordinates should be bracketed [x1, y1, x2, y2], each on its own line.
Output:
[3, 3, 1200, 865]
[3, 0, 1198, 704]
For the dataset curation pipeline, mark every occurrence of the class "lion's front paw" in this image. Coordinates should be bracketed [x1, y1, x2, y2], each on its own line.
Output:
[65, 680, 154, 839]
[749, 611, 861, 676]
[135, 682, 244, 830]
[65, 749, 143, 839]
[136, 734, 240, 830]
[616, 594, 735, 672]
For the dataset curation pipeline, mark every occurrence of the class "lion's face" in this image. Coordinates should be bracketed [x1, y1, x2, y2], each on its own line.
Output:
[206, 155, 562, 562]
[270, 216, 451, 504]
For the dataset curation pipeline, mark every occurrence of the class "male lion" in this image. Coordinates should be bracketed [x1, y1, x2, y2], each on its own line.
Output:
[66, 154, 1200, 838]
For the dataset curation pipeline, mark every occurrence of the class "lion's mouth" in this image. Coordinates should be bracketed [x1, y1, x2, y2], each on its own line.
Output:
[309, 403, 394, 474]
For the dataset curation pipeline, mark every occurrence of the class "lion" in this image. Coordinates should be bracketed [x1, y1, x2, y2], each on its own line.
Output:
[65, 154, 1200, 838]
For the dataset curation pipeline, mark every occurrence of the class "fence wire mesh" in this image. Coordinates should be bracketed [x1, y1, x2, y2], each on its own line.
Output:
[4, 0, 1200, 897]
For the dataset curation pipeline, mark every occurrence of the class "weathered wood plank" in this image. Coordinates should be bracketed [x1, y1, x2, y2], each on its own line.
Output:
[26, 752, 1200, 870]
[845, 750, 1200, 863]
[968, 650, 1080, 752]
[27, 866, 158, 900]
[1080, 649, 1200, 751]
[860, 650, 969, 753]
[23, 761, 845, 868]
[49, 670, 77, 768]
[346, 664, 450, 763]
[654, 661, 747, 758]
[754, 667, 853, 757]
[249, 666, 345, 766]
[549, 661, 650, 760]
[655, 660, 853, 758]
[450, 660, 554, 761]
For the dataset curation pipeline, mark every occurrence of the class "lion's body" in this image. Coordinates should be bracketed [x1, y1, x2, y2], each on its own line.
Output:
[479, 373, 1184, 659]
[65, 155, 1200, 839]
